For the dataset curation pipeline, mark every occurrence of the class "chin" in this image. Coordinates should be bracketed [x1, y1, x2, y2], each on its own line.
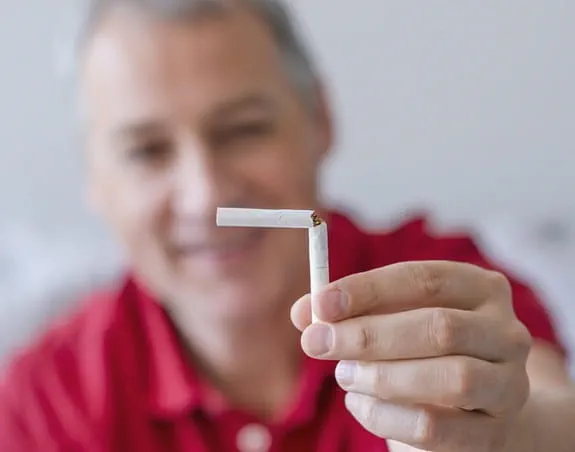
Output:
[204, 279, 289, 323]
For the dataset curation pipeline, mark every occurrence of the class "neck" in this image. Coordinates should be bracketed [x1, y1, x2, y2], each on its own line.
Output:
[169, 298, 304, 419]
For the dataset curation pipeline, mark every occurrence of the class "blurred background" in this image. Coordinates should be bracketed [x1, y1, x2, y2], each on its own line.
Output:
[0, 2, 574, 373]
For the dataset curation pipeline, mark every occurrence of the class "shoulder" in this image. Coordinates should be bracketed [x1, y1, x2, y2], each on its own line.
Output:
[328, 209, 444, 268]
[330, 208, 512, 264]
[328, 209, 566, 355]
[0, 284, 124, 447]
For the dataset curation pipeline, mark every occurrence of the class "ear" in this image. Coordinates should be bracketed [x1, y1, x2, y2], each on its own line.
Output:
[312, 80, 335, 161]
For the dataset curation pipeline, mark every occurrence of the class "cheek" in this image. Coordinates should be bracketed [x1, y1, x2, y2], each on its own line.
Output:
[235, 146, 318, 205]
[99, 175, 170, 250]
[261, 158, 316, 204]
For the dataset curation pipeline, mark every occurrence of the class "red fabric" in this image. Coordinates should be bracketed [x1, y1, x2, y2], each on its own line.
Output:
[0, 212, 566, 451]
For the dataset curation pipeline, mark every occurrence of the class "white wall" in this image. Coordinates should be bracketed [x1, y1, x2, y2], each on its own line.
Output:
[292, 1, 575, 224]
[1, 2, 574, 234]
[0, 4, 86, 233]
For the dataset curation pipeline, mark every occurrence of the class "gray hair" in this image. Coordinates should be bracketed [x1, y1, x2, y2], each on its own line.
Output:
[76, 0, 320, 110]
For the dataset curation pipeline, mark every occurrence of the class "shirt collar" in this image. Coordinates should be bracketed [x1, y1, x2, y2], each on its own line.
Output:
[125, 278, 201, 418]
[125, 277, 337, 421]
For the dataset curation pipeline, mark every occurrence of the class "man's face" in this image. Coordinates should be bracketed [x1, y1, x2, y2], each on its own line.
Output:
[81, 6, 332, 321]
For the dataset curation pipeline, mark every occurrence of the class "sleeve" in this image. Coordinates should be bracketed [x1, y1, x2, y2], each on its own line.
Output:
[0, 294, 114, 451]
[368, 217, 567, 356]
[0, 363, 41, 451]
[0, 343, 78, 451]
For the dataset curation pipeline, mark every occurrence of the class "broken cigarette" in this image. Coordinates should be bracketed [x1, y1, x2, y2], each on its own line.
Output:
[216, 207, 329, 323]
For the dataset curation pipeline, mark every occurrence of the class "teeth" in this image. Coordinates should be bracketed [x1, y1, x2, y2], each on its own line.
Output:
[182, 231, 258, 253]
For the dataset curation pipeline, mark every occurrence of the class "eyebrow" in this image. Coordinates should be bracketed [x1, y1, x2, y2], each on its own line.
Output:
[111, 118, 165, 142]
[208, 93, 278, 119]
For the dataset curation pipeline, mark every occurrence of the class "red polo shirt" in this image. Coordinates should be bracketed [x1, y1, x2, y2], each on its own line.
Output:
[0, 212, 565, 452]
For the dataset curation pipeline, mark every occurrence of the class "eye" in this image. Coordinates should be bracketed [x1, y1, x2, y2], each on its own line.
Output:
[127, 140, 172, 164]
[232, 121, 273, 136]
[214, 120, 274, 147]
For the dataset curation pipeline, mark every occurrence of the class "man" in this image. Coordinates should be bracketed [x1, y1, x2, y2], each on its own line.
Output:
[1, 0, 573, 451]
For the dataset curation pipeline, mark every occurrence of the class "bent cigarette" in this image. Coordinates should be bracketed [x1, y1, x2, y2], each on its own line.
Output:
[308, 221, 329, 323]
[216, 207, 329, 323]
[216, 207, 316, 229]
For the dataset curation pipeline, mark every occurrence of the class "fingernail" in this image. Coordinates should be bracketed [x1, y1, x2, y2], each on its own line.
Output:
[318, 289, 348, 320]
[303, 324, 333, 356]
[335, 361, 356, 386]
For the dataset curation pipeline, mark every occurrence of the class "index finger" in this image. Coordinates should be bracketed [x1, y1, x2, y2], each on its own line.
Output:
[310, 261, 505, 322]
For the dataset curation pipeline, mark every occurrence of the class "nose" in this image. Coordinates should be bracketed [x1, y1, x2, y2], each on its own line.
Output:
[172, 143, 240, 223]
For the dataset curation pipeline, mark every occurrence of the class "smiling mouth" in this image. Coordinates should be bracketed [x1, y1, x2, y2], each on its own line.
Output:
[175, 228, 266, 262]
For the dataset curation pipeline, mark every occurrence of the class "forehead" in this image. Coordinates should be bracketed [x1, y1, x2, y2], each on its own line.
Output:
[80, 5, 289, 131]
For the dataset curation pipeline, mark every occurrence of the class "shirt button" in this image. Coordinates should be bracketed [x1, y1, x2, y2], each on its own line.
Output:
[236, 423, 272, 452]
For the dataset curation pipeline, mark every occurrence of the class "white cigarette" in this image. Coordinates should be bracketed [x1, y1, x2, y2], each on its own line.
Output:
[216, 207, 316, 229]
[216, 207, 329, 323]
[308, 222, 329, 323]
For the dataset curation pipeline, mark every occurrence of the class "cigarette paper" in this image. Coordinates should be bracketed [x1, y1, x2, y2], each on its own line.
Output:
[217, 208, 316, 229]
[308, 222, 329, 323]
[216, 207, 329, 323]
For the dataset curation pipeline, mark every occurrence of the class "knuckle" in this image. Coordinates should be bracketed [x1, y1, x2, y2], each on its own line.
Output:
[428, 308, 461, 354]
[508, 321, 533, 357]
[503, 366, 530, 412]
[486, 270, 512, 297]
[413, 407, 442, 449]
[408, 262, 443, 299]
[373, 363, 391, 395]
[513, 371, 531, 410]
[360, 396, 380, 430]
[352, 324, 376, 354]
[356, 271, 381, 308]
[450, 358, 478, 406]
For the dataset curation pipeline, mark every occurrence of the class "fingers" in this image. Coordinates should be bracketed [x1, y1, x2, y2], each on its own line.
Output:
[301, 308, 522, 362]
[291, 294, 311, 331]
[291, 287, 347, 330]
[345, 394, 509, 451]
[293, 261, 511, 325]
[335, 357, 530, 416]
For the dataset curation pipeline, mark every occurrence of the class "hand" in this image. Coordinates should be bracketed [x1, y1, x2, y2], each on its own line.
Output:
[291, 261, 533, 451]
